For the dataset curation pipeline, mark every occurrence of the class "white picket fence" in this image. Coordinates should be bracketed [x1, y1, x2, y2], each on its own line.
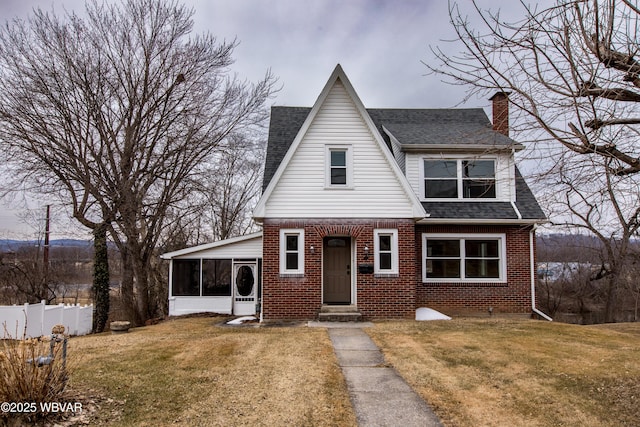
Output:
[0, 300, 93, 338]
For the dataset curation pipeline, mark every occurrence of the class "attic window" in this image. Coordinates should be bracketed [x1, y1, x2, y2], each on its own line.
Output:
[325, 145, 353, 188]
[423, 159, 496, 199]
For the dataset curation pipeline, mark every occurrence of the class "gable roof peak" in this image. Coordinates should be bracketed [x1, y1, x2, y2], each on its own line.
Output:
[253, 64, 426, 221]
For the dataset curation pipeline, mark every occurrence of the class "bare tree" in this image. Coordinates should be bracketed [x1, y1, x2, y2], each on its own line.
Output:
[196, 135, 264, 241]
[429, 0, 640, 174]
[430, 0, 640, 322]
[0, 246, 59, 304]
[539, 150, 640, 321]
[0, 0, 277, 324]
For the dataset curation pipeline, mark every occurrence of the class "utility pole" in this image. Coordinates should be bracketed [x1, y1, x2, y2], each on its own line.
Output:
[44, 205, 50, 271]
[43, 205, 50, 300]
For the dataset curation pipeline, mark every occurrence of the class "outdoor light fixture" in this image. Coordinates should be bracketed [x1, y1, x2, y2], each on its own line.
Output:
[310, 245, 315, 254]
[364, 245, 369, 260]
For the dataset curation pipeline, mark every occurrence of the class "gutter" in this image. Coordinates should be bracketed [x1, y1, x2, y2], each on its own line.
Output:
[530, 224, 552, 321]
[416, 218, 542, 225]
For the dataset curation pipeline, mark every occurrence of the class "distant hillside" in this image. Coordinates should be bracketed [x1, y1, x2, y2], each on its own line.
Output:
[537, 233, 640, 263]
[0, 239, 92, 252]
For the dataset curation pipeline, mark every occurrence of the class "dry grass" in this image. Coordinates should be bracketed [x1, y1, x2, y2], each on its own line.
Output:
[0, 332, 70, 425]
[67, 317, 356, 426]
[368, 318, 640, 427]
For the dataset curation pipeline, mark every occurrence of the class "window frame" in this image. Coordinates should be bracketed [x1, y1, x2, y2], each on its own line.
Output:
[202, 259, 232, 296]
[325, 145, 353, 189]
[171, 259, 201, 296]
[422, 157, 497, 201]
[279, 228, 305, 275]
[373, 229, 399, 275]
[171, 258, 233, 297]
[422, 233, 506, 283]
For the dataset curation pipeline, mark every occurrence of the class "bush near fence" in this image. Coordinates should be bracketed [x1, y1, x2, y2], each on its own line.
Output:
[0, 301, 93, 338]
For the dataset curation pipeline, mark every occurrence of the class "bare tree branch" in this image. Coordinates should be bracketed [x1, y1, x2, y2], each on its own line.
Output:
[0, 0, 278, 323]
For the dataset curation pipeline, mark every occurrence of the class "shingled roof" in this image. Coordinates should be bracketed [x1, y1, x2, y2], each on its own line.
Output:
[368, 108, 518, 148]
[262, 105, 546, 221]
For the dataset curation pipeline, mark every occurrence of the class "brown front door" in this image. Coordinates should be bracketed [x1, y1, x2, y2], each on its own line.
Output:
[323, 237, 351, 304]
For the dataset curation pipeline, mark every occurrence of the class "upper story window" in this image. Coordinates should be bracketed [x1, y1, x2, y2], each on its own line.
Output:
[326, 145, 353, 188]
[423, 159, 496, 199]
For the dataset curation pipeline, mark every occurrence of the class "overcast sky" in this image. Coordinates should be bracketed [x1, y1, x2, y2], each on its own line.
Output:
[0, 0, 554, 239]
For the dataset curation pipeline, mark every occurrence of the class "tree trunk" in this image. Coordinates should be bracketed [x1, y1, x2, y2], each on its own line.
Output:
[133, 254, 151, 323]
[92, 223, 110, 333]
[604, 275, 619, 323]
[119, 248, 141, 325]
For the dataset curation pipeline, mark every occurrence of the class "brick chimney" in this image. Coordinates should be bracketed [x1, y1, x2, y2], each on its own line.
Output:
[489, 91, 511, 137]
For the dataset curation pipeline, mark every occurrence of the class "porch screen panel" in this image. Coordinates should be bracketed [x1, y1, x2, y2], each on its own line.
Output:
[172, 259, 200, 296]
[202, 259, 232, 296]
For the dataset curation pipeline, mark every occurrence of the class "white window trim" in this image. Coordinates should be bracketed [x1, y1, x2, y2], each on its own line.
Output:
[422, 233, 507, 283]
[280, 229, 305, 275]
[374, 229, 399, 275]
[325, 144, 354, 189]
[421, 156, 497, 201]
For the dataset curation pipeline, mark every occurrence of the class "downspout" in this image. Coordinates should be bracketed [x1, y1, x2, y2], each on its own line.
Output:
[511, 148, 522, 221]
[530, 224, 553, 321]
[259, 260, 264, 323]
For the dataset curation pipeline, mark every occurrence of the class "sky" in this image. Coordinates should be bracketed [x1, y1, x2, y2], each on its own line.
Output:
[0, 0, 555, 239]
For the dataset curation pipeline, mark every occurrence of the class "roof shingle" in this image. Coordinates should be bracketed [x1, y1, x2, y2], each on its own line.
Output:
[262, 106, 546, 221]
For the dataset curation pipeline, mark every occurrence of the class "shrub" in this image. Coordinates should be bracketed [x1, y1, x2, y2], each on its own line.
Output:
[0, 324, 69, 422]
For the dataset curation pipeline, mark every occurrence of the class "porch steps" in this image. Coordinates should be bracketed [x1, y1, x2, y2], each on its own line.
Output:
[318, 305, 362, 322]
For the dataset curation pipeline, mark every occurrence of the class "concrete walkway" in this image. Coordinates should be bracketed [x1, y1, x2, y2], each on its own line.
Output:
[313, 322, 443, 427]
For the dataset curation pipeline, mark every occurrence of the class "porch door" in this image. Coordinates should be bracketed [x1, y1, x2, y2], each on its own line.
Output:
[233, 262, 257, 316]
[323, 237, 352, 304]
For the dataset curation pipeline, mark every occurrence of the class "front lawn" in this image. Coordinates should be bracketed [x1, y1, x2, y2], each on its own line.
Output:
[369, 318, 640, 427]
[68, 317, 356, 426]
[31, 316, 640, 426]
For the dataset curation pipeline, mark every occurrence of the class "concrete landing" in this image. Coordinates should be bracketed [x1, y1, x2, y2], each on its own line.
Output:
[328, 328, 443, 427]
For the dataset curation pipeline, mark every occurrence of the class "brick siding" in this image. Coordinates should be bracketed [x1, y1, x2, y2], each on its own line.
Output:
[262, 220, 536, 319]
[262, 218, 416, 320]
[416, 224, 535, 315]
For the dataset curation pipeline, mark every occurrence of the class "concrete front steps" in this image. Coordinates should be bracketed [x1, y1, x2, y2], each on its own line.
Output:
[318, 305, 362, 322]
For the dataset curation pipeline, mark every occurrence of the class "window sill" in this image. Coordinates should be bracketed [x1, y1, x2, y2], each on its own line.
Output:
[421, 198, 499, 202]
[422, 280, 507, 286]
[374, 273, 399, 278]
[324, 186, 354, 190]
[280, 273, 305, 278]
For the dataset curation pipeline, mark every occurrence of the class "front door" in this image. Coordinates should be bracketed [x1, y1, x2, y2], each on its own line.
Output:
[233, 262, 257, 315]
[323, 237, 352, 304]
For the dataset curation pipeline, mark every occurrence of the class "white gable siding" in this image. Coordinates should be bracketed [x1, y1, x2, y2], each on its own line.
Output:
[405, 152, 515, 201]
[263, 81, 418, 218]
[172, 236, 262, 259]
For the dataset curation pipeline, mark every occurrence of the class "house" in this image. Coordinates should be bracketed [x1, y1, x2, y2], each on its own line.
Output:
[161, 64, 548, 321]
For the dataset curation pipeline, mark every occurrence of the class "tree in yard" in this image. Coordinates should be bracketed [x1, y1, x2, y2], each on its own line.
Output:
[92, 223, 110, 332]
[195, 134, 265, 242]
[0, 0, 277, 324]
[429, 0, 640, 322]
